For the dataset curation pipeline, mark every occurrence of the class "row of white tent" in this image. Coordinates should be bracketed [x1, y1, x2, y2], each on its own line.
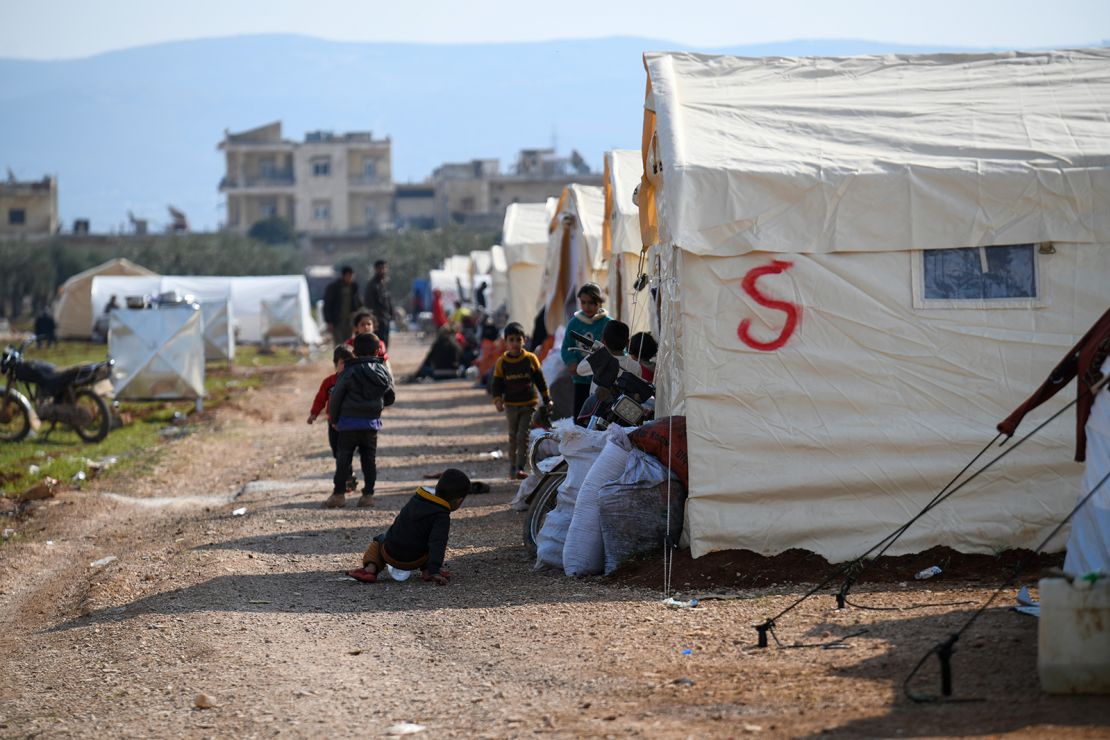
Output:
[439, 148, 652, 336]
[53, 259, 321, 345]
[465, 49, 1110, 566]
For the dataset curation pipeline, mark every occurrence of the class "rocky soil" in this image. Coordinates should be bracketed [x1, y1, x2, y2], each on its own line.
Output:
[0, 333, 1106, 738]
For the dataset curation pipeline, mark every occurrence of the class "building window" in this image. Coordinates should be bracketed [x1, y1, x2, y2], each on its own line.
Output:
[259, 155, 277, 178]
[913, 244, 1044, 309]
[8, 209, 26, 225]
[312, 200, 331, 221]
[364, 202, 376, 224]
[311, 157, 331, 177]
[363, 159, 376, 180]
[460, 197, 476, 213]
[259, 198, 278, 218]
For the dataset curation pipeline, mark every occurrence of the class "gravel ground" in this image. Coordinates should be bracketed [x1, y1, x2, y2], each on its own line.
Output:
[0, 333, 1106, 738]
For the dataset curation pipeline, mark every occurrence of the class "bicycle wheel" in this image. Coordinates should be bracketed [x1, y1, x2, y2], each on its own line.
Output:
[522, 463, 568, 557]
[0, 388, 31, 442]
[73, 389, 110, 442]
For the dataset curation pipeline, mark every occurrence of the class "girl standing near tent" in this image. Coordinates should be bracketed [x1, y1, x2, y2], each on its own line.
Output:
[560, 283, 610, 423]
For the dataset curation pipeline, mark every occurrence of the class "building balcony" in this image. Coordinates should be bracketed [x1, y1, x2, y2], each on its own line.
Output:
[220, 173, 296, 191]
[347, 176, 393, 192]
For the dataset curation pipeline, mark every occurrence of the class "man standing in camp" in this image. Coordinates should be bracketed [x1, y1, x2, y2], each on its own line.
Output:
[323, 266, 363, 346]
[364, 259, 394, 349]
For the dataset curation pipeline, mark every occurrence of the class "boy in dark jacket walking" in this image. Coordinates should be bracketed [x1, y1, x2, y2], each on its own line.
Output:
[325, 332, 395, 509]
[346, 468, 471, 585]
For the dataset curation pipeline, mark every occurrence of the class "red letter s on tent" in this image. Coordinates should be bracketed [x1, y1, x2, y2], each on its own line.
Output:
[737, 260, 800, 351]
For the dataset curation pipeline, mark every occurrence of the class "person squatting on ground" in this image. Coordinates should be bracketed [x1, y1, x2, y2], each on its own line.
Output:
[576, 319, 642, 396]
[307, 344, 358, 489]
[491, 322, 552, 479]
[346, 468, 472, 585]
[560, 282, 611, 423]
[324, 332, 395, 509]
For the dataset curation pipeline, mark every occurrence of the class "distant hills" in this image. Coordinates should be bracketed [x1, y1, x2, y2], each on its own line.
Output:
[0, 34, 1097, 232]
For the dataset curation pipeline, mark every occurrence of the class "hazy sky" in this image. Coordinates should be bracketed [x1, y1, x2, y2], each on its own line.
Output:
[2, 0, 1108, 59]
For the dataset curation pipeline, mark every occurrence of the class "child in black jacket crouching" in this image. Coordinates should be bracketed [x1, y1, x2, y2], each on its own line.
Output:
[346, 469, 471, 586]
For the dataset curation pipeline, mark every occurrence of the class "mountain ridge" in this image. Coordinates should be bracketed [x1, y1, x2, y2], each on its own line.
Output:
[1, 34, 1099, 231]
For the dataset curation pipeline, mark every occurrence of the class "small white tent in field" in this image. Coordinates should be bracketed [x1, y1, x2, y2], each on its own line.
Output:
[488, 245, 509, 316]
[540, 184, 606, 334]
[640, 49, 1110, 562]
[53, 258, 158, 338]
[89, 275, 322, 344]
[603, 149, 651, 334]
[501, 201, 555, 327]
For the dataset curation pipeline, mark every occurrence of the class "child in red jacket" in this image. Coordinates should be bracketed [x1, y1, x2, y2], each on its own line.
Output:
[308, 344, 357, 487]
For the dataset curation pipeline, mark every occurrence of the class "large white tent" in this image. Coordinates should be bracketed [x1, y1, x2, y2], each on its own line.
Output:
[540, 184, 606, 334]
[640, 49, 1110, 562]
[488, 245, 509, 317]
[603, 149, 651, 335]
[53, 258, 158, 339]
[501, 200, 556, 327]
[89, 275, 322, 344]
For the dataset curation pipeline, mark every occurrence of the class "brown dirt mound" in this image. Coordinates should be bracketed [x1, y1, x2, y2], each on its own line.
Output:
[608, 545, 1064, 592]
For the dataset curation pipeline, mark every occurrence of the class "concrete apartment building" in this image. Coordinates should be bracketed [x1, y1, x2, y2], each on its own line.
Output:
[1, 173, 58, 237]
[219, 122, 393, 235]
[430, 148, 602, 229]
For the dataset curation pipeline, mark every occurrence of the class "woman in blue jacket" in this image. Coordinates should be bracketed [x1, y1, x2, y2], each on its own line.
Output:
[560, 282, 611, 423]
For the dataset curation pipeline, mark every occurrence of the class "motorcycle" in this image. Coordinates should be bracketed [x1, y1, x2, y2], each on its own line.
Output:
[0, 336, 114, 443]
[521, 332, 656, 555]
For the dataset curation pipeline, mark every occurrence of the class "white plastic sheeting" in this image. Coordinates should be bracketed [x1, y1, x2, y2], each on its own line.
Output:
[109, 305, 205, 400]
[198, 300, 235, 362]
[604, 150, 650, 334]
[89, 275, 321, 344]
[642, 50, 1110, 562]
[1065, 358, 1110, 576]
[501, 200, 555, 326]
[535, 420, 607, 570]
[261, 294, 304, 343]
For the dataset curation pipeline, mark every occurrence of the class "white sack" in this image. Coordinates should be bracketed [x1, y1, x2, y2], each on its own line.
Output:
[534, 420, 607, 570]
[1065, 358, 1110, 576]
[564, 427, 633, 576]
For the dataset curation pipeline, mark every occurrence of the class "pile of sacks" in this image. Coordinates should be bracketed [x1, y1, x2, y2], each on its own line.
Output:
[532, 417, 687, 576]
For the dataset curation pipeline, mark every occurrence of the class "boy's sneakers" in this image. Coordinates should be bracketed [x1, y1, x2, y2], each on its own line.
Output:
[322, 492, 345, 509]
[345, 477, 359, 493]
[515, 469, 529, 480]
[346, 567, 377, 583]
[356, 493, 375, 508]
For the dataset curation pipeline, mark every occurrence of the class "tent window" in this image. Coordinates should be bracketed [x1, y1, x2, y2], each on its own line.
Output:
[914, 244, 1044, 309]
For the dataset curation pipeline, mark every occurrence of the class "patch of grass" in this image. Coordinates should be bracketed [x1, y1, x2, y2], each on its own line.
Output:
[0, 340, 295, 497]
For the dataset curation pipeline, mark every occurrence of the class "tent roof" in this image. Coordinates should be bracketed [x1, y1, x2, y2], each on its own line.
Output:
[502, 201, 554, 267]
[555, 184, 606, 272]
[60, 257, 157, 288]
[643, 49, 1110, 256]
[604, 149, 643, 257]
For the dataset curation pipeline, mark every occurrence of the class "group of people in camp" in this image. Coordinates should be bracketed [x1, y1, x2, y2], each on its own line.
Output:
[307, 263, 658, 586]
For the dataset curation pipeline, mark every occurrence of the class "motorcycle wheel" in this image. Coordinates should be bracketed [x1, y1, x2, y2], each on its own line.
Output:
[73, 389, 110, 443]
[522, 462, 568, 557]
[0, 389, 32, 442]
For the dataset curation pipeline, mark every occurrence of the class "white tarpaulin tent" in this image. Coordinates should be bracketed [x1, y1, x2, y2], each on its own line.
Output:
[198, 300, 235, 362]
[603, 149, 651, 335]
[641, 49, 1110, 562]
[501, 200, 556, 327]
[89, 275, 321, 344]
[540, 184, 607, 334]
[109, 305, 205, 401]
[261, 294, 305, 343]
[53, 258, 158, 339]
[488, 245, 509, 316]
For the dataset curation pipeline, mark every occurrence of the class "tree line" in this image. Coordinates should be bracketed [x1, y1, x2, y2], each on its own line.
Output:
[0, 227, 499, 320]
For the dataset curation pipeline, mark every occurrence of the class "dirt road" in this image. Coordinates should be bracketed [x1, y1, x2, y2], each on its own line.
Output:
[1, 335, 1106, 738]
